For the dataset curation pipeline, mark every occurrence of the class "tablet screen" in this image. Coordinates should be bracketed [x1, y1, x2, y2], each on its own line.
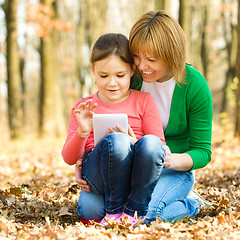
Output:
[93, 114, 128, 145]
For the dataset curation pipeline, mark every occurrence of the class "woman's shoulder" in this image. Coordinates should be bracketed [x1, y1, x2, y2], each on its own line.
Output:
[184, 64, 208, 87]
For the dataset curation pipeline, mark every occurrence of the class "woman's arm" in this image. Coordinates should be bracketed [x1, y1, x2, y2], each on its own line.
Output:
[164, 146, 193, 171]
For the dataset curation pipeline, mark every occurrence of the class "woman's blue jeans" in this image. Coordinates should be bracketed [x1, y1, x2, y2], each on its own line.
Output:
[78, 133, 165, 217]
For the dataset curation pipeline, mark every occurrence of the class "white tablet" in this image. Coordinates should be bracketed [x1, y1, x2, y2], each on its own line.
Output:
[93, 114, 128, 145]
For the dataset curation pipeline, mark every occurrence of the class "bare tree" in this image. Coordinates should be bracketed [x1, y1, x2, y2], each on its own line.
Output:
[220, 0, 237, 113]
[235, 0, 240, 136]
[3, 0, 22, 139]
[77, 0, 108, 97]
[38, 0, 66, 137]
[155, 0, 171, 12]
[179, 0, 192, 63]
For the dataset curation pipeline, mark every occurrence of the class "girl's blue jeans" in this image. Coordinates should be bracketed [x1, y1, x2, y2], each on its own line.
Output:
[77, 136, 200, 222]
[78, 133, 166, 217]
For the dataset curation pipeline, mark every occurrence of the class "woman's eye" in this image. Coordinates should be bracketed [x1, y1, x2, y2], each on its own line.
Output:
[148, 59, 155, 62]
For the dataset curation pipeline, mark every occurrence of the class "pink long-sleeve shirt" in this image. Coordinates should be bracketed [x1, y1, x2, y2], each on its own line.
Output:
[62, 89, 165, 165]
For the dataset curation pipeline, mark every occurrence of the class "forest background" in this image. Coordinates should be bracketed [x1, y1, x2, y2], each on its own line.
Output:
[0, 0, 240, 239]
[1, 0, 240, 140]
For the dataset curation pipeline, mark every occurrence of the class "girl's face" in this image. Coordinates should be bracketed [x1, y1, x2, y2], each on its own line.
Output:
[91, 55, 134, 104]
[133, 52, 171, 83]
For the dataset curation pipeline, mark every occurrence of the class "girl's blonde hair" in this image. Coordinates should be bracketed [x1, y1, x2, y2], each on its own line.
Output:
[129, 10, 186, 83]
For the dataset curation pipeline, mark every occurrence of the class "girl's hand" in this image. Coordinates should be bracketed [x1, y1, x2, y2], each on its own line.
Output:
[75, 159, 91, 192]
[108, 124, 137, 144]
[74, 99, 97, 137]
[163, 145, 172, 169]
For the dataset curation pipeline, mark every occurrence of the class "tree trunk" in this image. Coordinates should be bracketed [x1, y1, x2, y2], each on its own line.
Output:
[77, 0, 108, 97]
[220, 0, 237, 113]
[3, 0, 22, 139]
[155, 0, 171, 12]
[39, 0, 66, 137]
[179, 0, 192, 63]
[235, 0, 240, 136]
[200, 3, 209, 79]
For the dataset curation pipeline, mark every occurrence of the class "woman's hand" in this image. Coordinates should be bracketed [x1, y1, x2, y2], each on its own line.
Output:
[163, 146, 194, 171]
[74, 99, 97, 137]
[163, 145, 172, 169]
[108, 124, 137, 144]
[75, 159, 91, 192]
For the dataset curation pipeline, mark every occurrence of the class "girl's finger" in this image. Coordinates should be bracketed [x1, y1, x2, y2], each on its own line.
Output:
[108, 127, 116, 133]
[89, 103, 97, 111]
[116, 125, 127, 134]
[128, 125, 135, 137]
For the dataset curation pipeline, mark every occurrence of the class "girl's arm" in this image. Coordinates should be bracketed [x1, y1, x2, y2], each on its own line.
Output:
[62, 100, 97, 165]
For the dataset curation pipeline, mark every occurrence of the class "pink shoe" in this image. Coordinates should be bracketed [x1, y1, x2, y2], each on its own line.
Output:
[116, 213, 138, 226]
[100, 213, 122, 226]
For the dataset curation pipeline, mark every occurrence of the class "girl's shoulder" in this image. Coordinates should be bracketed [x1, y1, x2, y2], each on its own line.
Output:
[130, 89, 152, 98]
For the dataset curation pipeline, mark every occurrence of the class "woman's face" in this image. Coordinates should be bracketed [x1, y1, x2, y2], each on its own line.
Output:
[91, 55, 134, 103]
[133, 52, 171, 83]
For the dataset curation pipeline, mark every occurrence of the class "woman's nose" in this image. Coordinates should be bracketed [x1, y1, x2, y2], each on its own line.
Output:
[137, 59, 147, 70]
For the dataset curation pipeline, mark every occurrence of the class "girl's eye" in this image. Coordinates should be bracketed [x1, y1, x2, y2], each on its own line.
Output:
[117, 74, 125, 78]
[100, 75, 108, 78]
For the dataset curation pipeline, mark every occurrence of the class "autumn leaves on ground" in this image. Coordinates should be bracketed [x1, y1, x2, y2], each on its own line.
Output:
[0, 126, 240, 239]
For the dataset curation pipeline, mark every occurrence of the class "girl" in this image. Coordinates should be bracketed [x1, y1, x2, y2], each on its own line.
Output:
[62, 33, 166, 226]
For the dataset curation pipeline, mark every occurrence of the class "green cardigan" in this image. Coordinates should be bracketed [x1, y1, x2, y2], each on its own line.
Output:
[131, 64, 213, 170]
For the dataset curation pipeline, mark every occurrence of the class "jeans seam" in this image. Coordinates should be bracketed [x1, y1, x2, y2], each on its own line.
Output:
[82, 176, 103, 196]
[107, 138, 113, 209]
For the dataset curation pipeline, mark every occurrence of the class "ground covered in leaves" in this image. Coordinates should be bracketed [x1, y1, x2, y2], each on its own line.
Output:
[0, 126, 240, 239]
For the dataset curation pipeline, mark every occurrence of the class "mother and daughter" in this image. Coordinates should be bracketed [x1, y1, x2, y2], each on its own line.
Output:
[62, 10, 213, 226]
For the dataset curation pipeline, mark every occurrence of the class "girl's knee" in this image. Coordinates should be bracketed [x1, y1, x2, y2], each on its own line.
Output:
[135, 135, 165, 162]
[105, 133, 131, 148]
[77, 191, 105, 220]
[103, 133, 132, 159]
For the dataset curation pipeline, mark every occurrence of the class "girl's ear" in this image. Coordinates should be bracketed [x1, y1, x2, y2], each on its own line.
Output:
[91, 64, 94, 74]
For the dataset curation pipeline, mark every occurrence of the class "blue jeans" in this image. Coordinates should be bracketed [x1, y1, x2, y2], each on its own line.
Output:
[79, 133, 165, 217]
[77, 161, 199, 222]
[144, 168, 199, 223]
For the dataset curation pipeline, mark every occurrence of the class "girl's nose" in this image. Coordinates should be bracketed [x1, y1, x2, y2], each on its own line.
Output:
[108, 77, 118, 85]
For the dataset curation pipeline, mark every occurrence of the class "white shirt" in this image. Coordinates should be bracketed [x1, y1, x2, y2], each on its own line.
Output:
[141, 77, 176, 131]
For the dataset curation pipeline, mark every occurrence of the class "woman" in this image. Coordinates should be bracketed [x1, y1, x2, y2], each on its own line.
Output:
[76, 10, 213, 223]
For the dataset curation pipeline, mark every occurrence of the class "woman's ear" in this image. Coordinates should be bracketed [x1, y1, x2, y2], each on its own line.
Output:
[131, 64, 136, 77]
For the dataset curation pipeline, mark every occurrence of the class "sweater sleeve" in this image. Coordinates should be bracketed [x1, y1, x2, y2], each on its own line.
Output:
[142, 94, 166, 145]
[186, 79, 213, 170]
[61, 105, 88, 165]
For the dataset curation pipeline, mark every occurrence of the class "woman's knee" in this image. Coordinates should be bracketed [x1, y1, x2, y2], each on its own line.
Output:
[77, 191, 105, 220]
